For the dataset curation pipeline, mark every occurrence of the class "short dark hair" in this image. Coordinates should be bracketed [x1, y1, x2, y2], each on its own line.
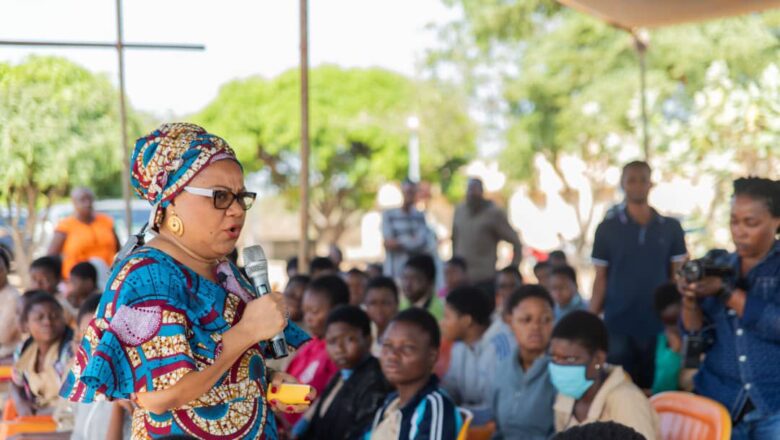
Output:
[287, 256, 299, 273]
[326, 305, 372, 336]
[30, 256, 62, 280]
[347, 268, 368, 278]
[404, 254, 436, 283]
[548, 250, 567, 263]
[550, 265, 577, 286]
[77, 293, 102, 323]
[533, 261, 550, 272]
[505, 284, 554, 314]
[70, 261, 98, 284]
[366, 276, 399, 302]
[552, 421, 647, 440]
[446, 256, 468, 272]
[390, 308, 441, 348]
[307, 275, 350, 307]
[287, 274, 311, 288]
[733, 177, 780, 233]
[552, 310, 609, 354]
[310, 256, 336, 273]
[497, 265, 523, 284]
[621, 160, 652, 178]
[654, 282, 682, 315]
[446, 286, 494, 327]
[21, 290, 62, 323]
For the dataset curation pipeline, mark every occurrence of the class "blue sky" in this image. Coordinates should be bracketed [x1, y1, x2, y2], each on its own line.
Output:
[0, 0, 456, 116]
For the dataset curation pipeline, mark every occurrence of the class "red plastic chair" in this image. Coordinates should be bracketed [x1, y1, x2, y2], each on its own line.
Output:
[650, 391, 731, 440]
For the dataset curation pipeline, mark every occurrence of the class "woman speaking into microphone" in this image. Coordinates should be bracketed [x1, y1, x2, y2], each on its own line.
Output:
[60, 123, 312, 439]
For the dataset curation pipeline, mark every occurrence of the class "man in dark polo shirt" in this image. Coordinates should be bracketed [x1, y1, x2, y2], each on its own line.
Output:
[590, 161, 687, 389]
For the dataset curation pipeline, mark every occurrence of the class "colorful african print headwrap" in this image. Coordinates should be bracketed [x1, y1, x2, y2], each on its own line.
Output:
[130, 122, 239, 229]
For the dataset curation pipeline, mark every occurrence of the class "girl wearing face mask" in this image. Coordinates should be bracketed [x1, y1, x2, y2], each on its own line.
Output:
[548, 310, 660, 440]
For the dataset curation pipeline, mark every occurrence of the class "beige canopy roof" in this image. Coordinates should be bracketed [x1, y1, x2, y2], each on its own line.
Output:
[558, 0, 780, 29]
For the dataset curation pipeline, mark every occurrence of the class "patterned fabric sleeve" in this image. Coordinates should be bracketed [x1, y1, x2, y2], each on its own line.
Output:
[61, 253, 198, 402]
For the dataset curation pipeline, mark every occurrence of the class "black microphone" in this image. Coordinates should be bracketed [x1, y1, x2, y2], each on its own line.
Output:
[243, 245, 289, 359]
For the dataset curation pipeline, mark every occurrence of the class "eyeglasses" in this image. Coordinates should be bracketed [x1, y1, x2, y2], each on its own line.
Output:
[183, 186, 257, 211]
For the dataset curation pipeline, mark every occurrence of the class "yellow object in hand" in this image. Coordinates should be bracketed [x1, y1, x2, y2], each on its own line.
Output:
[267, 383, 312, 405]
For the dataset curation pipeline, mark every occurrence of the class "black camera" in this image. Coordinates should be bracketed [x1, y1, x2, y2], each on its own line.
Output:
[681, 333, 713, 369]
[680, 257, 734, 283]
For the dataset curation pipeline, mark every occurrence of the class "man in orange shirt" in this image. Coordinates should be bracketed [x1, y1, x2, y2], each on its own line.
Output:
[47, 187, 119, 279]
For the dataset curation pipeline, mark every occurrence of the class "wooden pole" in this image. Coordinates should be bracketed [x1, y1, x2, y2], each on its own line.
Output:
[116, 0, 132, 237]
[298, 0, 311, 273]
[635, 33, 650, 160]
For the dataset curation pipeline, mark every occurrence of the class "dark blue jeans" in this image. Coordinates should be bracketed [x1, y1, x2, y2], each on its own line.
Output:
[606, 332, 656, 389]
[732, 409, 780, 440]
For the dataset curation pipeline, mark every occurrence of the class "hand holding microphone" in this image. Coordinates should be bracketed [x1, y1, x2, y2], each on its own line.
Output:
[242, 245, 290, 359]
[238, 293, 287, 343]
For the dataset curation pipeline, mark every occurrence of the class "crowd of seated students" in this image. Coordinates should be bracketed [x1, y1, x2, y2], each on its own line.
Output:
[0, 246, 696, 440]
[270, 249, 679, 440]
[0, 251, 131, 440]
[2, 171, 775, 440]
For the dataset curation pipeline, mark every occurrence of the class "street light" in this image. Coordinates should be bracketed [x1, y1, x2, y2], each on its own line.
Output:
[406, 116, 420, 183]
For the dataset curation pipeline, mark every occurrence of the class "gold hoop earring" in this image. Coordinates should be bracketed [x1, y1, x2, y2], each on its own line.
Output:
[167, 213, 185, 237]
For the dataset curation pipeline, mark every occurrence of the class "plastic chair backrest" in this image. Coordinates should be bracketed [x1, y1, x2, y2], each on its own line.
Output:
[0, 398, 57, 440]
[0, 417, 58, 440]
[1, 399, 16, 422]
[467, 421, 496, 440]
[650, 391, 731, 440]
[456, 407, 474, 440]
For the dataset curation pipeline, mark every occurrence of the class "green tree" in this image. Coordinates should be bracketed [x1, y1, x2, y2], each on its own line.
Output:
[651, 61, 780, 253]
[0, 56, 144, 285]
[195, 65, 476, 245]
[427, 2, 780, 255]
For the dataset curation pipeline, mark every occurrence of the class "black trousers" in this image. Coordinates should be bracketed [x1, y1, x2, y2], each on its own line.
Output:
[607, 332, 657, 389]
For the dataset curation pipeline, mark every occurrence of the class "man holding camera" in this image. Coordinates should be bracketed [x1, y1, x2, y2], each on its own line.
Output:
[681, 177, 780, 440]
[590, 161, 688, 389]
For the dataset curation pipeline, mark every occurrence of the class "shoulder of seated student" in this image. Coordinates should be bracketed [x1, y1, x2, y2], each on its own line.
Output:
[605, 380, 653, 413]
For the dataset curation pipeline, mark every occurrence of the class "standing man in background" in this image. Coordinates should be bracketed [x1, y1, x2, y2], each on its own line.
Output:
[590, 161, 687, 389]
[382, 179, 430, 280]
[452, 178, 522, 295]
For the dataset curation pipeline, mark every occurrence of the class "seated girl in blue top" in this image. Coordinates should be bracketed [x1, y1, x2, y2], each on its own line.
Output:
[366, 308, 462, 439]
[491, 285, 556, 440]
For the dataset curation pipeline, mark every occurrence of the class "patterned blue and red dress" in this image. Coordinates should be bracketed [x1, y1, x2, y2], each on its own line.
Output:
[60, 246, 309, 439]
